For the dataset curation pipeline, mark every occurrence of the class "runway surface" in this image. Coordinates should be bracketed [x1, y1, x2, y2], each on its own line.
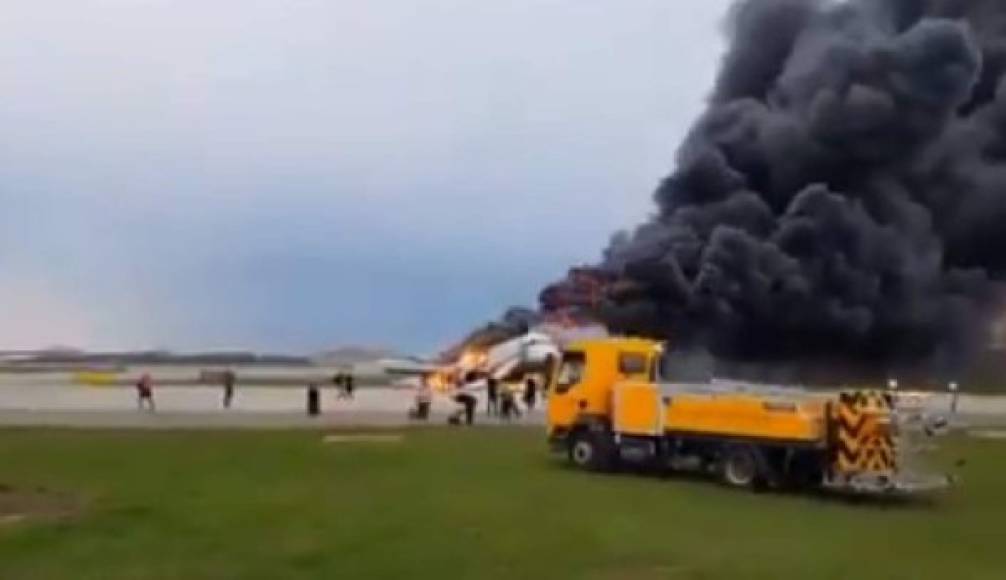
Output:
[0, 383, 543, 429]
[0, 381, 1003, 429]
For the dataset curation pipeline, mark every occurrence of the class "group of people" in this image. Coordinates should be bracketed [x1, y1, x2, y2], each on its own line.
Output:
[134, 369, 238, 412]
[306, 371, 356, 416]
[134, 369, 356, 415]
[133, 367, 545, 423]
[332, 371, 355, 399]
[429, 373, 541, 426]
[485, 376, 538, 420]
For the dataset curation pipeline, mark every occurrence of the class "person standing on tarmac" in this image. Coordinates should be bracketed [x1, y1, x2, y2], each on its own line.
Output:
[410, 379, 432, 420]
[307, 383, 321, 416]
[136, 372, 155, 412]
[344, 372, 355, 399]
[486, 377, 499, 417]
[222, 369, 236, 409]
[523, 377, 537, 412]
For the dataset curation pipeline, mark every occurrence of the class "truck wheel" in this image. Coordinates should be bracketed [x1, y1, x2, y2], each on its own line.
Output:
[722, 445, 760, 488]
[569, 430, 614, 472]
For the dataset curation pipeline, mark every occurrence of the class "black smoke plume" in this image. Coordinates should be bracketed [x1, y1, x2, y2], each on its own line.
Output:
[552, 0, 1006, 372]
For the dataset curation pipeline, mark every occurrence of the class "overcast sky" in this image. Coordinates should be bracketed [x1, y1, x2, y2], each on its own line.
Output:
[0, 0, 731, 354]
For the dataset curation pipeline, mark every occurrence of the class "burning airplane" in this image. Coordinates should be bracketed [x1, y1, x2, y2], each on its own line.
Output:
[425, 301, 608, 392]
[434, 0, 1006, 388]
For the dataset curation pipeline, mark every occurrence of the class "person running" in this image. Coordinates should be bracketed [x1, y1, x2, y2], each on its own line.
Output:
[500, 385, 521, 421]
[334, 371, 355, 399]
[449, 377, 479, 426]
[222, 369, 236, 409]
[486, 377, 499, 416]
[136, 372, 155, 412]
[523, 377, 537, 411]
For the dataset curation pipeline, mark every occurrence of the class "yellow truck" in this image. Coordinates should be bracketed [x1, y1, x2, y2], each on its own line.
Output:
[546, 337, 949, 493]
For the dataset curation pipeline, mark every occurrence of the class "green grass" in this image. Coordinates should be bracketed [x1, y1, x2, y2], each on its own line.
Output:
[1, 428, 1005, 580]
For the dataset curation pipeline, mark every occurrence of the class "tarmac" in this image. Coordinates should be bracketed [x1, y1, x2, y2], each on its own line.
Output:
[0, 384, 543, 429]
[0, 383, 1004, 430]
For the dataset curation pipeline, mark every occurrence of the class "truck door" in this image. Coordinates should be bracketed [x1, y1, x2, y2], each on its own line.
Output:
[613, 351, 661, 435]
[546, 350, 586, 430]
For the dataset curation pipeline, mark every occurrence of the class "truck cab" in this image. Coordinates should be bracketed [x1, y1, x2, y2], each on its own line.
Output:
[546, 338, 660, 450]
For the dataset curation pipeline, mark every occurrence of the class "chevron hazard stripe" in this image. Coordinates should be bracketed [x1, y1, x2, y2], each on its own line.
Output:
[831, 390, 896, 475]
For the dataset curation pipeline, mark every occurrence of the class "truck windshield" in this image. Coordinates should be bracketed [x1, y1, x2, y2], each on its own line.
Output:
[554, 352, 586, 394]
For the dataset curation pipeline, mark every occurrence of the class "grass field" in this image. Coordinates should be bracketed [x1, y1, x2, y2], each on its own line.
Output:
[1, 428, 1005, 580]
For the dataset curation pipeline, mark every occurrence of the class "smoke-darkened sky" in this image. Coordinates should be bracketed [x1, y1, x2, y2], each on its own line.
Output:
[0, 0, 731, 353]
[593, 0, 1006, 369]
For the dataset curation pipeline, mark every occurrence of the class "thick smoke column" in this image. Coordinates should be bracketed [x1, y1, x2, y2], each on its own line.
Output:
[563, 0, 1006, 369]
